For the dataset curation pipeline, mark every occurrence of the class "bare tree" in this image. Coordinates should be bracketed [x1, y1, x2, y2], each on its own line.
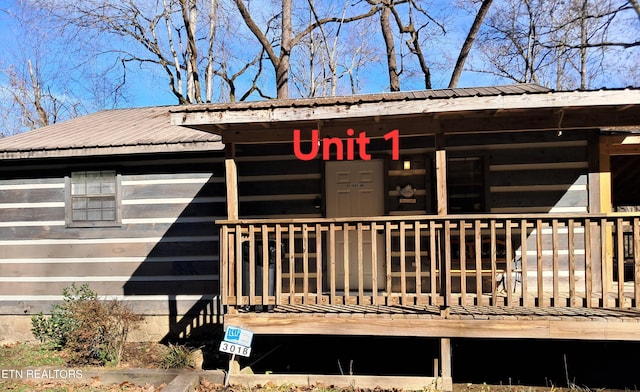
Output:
[0, 58, 84, 136]
[364, 0, 449, 91]
[476, 0, 639, 89]
[306, 0, 351, 96]
[0, 6, 125, 136]
[448, 0, 494, 88]
[232, 0, 378, 98]
[22, 0, 227, 104]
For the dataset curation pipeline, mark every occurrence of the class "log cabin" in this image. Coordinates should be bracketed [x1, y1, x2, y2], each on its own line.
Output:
[1, 84, 640, 388]
[0, 107, 226, 343]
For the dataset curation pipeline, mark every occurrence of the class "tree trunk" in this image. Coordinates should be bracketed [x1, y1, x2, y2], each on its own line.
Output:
[579, 0, 588, 89]
[28, 60, 49, 127]
[380, 3, 400, 91]
[205, 0, 217, 102]
[180, 0, 201, 103]
[448, 0, 493, 88]
[277, 0, 292, 98]
[629, 0, 640, 19]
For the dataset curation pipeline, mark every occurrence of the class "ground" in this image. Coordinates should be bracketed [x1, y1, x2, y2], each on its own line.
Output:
[0, 342, 616, 392]
[120, 342, 171, 369]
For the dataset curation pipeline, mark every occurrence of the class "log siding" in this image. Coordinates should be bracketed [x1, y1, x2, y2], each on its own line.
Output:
[0, 154, 225, 317]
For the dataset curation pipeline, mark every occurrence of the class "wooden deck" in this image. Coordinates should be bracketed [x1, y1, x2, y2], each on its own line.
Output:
[224, 303, 640, 341]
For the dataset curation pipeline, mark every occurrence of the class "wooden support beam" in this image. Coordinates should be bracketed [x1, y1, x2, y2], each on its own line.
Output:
[598, 135, 612, 213]
[435, 133, 447, 215]
[440, 338, 452, 379]
[225, 157, 239, 220]
[597, 136, 613, 302]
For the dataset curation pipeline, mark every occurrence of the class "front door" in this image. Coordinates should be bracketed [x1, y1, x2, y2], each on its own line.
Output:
[325, 160, 385, 291]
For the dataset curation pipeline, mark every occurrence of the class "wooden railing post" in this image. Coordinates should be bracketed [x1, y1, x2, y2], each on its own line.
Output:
[443, 220, 452, 308]
[552, 219, 559, 307]
[616, 218, 625, 307]
[316, 223, 323, 304]
[635, 218, 640, 308]
[235, 224, 243, 306]
[585, 218, 593, 308]
[568, 219, 576, 307]
[221, 225, 229, 307]
[275, 224, 283, 305]
[520, 219, 528, 306]
[399, 221, 407, 305]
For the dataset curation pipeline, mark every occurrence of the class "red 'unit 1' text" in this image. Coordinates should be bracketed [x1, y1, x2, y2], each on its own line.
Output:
[293, 129, 399, 161]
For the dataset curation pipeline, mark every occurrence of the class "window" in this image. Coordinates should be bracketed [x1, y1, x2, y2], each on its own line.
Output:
[67, 171, 120, 226]
[447, 156, 485, 213]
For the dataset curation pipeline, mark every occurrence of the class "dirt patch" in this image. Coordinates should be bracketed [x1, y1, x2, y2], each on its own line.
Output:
[120, 342, 171, 369]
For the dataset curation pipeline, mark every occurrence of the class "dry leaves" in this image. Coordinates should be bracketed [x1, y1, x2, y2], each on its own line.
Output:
[3, 379, 166, 391]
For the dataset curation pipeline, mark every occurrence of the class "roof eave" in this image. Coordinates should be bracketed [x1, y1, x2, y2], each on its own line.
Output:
[0, 141, 224, 160]
[170, 89, 640, 142]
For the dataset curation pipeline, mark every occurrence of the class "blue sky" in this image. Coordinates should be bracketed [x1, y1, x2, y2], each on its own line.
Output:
[1, 0, 637, 114]
[0, 0, 500, 110]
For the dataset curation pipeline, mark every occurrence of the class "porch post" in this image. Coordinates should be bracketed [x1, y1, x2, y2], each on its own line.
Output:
[440, 337, 452, 379]
[435, 133, 447, 215]
[435, 133, 451, 308]
[225, 143, 239, 221]
[595, 134, 612, 299]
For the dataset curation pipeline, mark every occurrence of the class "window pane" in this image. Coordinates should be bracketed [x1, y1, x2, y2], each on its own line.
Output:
[73, 198, 87, 210]
[102, 209, 116, 221]
[86, 182, 102, 195]
[101, 182, 115, 194]
[87, 209, 103, 221]
[72, 209, 88, 221]
[72, 182, 86, 195]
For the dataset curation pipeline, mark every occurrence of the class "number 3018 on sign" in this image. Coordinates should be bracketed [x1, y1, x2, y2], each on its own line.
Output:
[219, 341, 251, 357]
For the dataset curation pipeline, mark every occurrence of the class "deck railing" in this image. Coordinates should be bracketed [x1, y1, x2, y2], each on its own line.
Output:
[218, 214, 640, 309]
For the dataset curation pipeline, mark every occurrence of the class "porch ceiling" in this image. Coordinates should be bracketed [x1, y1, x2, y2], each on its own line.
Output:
[170, 87, 640, 144]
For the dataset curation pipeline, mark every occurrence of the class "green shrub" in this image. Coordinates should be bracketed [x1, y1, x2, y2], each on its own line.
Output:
[30, 283, 142, 366]
[161, 343, 194, 369]
[31, 283, 97, 349]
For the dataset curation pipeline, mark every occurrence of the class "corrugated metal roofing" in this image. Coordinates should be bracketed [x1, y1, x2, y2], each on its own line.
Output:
[174, 83, 553, 113]
[0, 106, 223, 159]
[4, 84, 636, 160]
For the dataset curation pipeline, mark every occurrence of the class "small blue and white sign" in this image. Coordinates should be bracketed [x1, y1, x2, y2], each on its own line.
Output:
[224, 326, 253, 347]
[220, 326, 253, 357]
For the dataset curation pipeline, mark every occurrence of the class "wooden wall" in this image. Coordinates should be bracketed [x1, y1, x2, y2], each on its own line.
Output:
[234, 135, 434, 219]
[0, 152, 225, 318]
[234, 130, 591, 216]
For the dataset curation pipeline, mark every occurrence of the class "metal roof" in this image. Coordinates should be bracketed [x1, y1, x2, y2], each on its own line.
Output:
[3, 84, 638, 160]
[0, 106, 223, 160]
[172, 83, 552, 114]
[171, 84, 640, 143]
